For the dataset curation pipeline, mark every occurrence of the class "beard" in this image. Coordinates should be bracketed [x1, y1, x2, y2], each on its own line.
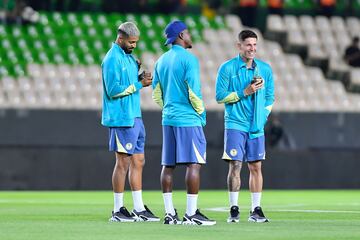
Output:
[124, 48, 133, 54]
[185, 40, 193, 49]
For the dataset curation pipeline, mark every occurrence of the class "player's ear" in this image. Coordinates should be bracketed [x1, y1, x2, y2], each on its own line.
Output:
[236, 42, 242, 50]
[117, 37, 122, 44]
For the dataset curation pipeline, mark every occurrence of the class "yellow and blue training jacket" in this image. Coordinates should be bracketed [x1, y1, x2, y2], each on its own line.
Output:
[101, 43, 143, 127]
[152, 45, 206, 127]
[215, 55, 275, 139]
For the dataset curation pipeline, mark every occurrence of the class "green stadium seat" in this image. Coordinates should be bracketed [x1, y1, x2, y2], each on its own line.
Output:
[1, 38, 11, 51]
[213, 16, 226, 29]
[84, 53, 95, 65]
[0, 65, 9, 78]
[38, 51, 50, 64]
[6, 50, 18, 64]
[190, 28, 202, 42]
[32, 39, 44, 51]
[139, 14, 152, 28]
[73, 26, 83, 37]
[102, 27, 113, 38]
[23, 50, 34, 63]
[152, 41, 163, 53]
[185, 16, 197, 29]
[53, 53, 65, 64]
[199, 16, 210, 29]
[93, 39, 103, 50]
[38, 13, 49, 26]
[78, 39, 90, 54]
[86, 27, 97, 37]
[125, 13, 137, 24]
[11, 26, 22, 37]
[27, 25, 39, 38]
[14, 63, 26, 77]
[42, 25, 54, 36]
[96, 14, 108, 26]
[81, 13, 94, 27]
[153, 15, 167, 28]
[68, 52, 80, 65]
[67, 13, 79, 26]
[136, 40, 146, 53]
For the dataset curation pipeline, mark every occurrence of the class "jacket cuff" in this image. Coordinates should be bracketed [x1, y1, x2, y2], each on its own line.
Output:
[236, 90, 245, 98]
[134, 81, 143, 91]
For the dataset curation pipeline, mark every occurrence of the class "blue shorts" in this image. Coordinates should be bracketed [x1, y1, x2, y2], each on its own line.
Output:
[108, 118, 145, 155]
[222, 129, 265, 162]
[162, 126, 206, 166]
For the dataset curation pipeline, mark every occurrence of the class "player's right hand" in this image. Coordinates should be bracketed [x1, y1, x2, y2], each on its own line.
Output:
[244, 79, 263, 96]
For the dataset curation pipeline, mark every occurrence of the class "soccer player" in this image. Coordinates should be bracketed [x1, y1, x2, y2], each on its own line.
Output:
[215, 30, 275, 223]
[101, 22, 159, 222]
[152, 20, 216, 226]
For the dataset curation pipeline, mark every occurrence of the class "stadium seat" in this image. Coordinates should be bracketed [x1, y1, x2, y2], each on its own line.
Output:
[315, 16, 331, 32]
[330, 16, 346, 32]
[225, 14, 242, 32]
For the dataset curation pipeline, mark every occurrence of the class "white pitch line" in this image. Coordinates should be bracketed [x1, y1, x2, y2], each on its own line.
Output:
[0, 199, 106, 205]
[205, 207, 360, 214]
[274, 209, 360, 214]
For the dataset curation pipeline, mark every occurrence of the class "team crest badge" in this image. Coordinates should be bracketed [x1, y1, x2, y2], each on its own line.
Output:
[125, 143, 133, 150]
[230, 149, 237, 157]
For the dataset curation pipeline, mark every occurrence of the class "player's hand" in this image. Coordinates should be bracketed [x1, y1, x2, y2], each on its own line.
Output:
[141, 70, 152, 87]
[244, 79, 264, 96]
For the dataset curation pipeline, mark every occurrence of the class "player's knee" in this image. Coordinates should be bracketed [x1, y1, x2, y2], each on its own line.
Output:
[229, 169, 240, 178]
[161, 173, 172, 184]
[133, 158, 145, 169]
[115, 161, 129, 173]
[249, 165, 262, 175]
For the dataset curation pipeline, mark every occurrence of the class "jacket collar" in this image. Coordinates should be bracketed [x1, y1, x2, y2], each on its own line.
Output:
[113, 42, 137, 63]
[172, 44, 186, 51]
[113, 42, 126, 56]
[237, 54, 257, 69]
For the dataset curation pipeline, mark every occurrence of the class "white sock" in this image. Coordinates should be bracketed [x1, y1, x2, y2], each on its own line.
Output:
[229, 191, 239, 208]
[132, 190, 145, 212]
[186, 194, 198, 216]
[114, 192, 124, 212]
[251, 192, 262, 211]
[163, 192, 175, 215]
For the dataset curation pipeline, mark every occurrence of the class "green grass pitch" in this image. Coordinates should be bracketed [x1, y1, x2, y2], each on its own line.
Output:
[1, 190, 360, 240]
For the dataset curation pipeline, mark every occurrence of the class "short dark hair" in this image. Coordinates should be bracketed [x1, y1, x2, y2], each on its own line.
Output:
[238, 30, 258, 42]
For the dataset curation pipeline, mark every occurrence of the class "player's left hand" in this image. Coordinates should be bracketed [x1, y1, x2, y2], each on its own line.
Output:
[141, 70, 152, 87]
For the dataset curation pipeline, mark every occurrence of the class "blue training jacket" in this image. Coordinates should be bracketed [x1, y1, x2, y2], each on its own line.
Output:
[152, 45, 206, 127]
[101, 43, 143, 127]
[215, 55, 275, 139]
